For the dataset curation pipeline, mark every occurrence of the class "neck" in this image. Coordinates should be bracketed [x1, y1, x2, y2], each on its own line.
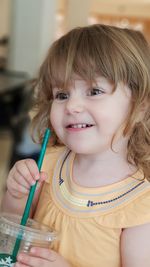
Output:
[73, 142, 137, 187]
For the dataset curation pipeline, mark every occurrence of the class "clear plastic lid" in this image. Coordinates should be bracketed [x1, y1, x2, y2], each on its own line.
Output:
[0, 213, 57, 242]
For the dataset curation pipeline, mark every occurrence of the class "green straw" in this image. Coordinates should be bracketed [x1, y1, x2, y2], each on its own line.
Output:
[12, 128, 51, 258]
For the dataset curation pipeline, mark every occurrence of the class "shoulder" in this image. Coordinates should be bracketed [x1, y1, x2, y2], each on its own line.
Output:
[121, 222, 150, 267]
[120, 176, 150, 266]
[121, 184, 150, 226]
[97, 176, 150, 228]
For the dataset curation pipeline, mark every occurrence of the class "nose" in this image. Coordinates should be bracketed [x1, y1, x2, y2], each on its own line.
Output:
[65, 95, 85, 114]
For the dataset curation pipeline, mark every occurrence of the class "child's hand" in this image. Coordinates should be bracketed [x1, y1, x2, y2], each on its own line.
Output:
[15, 247, 71, 267]
[7, 159, 47, 199]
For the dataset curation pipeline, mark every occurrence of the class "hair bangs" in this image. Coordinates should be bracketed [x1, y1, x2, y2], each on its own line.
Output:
[47, 27, 130, 89]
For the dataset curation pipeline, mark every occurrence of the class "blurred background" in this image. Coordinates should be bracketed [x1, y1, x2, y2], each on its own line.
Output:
[0, 0, 150, 201]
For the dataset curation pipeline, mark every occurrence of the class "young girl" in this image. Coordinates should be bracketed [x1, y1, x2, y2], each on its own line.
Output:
[1, 24, 150, 267]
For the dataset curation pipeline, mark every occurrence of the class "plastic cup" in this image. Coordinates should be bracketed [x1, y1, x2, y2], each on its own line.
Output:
[0, 213, 57, 266]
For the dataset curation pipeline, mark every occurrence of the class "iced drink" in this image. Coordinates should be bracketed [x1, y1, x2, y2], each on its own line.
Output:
[0, 213, 57, 266]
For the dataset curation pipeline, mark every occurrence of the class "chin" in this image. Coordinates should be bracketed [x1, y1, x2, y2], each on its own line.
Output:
[65, 143, 98, 155]
[64, 142, 87, 154]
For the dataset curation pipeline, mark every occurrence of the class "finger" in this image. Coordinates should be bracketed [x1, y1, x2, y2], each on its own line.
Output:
[10, 180, 29, 194]
[30, 247, 57, 262]
[10, 170, 31, 189]
[17, 252, 48, 267]
[15, 263, 29, 267]
[7, 170, 33, 196]
[25, 159, 40, 181]
[39, 172, 48, 182]
[14, 160, 38, 185]
[7, 177, 29, 197]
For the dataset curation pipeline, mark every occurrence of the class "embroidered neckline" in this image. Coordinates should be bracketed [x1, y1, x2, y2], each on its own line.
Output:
[52, 148, 150, 215]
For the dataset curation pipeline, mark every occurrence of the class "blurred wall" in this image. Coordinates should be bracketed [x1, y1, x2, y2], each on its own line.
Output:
[0, 0, 10, 38]
[1, 0, 150, 77]
[7, 0, 57, 77]
[0, 0, 10, 64]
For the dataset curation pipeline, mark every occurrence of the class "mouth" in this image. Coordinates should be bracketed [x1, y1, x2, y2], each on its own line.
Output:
[66, 123, 94, 129]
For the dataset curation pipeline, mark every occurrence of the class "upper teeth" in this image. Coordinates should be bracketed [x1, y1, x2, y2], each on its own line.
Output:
[70, 124, 91, 128]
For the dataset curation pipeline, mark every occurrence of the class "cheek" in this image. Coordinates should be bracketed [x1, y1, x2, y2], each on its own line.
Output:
[50, 104, 63, 133]
[50, 104, 58, 130]
[95, 103, 114, 123]
[96, 104, 129, 133]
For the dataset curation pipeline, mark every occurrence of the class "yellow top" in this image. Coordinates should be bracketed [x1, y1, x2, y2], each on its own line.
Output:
[34, 146, 150, 267]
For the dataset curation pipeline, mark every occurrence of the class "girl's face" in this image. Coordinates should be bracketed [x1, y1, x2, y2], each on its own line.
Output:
[50, 76, 132, 155]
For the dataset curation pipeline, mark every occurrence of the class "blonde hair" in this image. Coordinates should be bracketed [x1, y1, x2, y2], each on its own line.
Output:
[32, 24, 150, 180]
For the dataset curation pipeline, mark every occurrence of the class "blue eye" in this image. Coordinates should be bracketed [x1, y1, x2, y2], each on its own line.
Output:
[89, 88, 104, 96]
[55, 92, 69, 100]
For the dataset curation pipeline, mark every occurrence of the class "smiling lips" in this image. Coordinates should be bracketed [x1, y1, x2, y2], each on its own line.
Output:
[66, 123, 94, 130]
